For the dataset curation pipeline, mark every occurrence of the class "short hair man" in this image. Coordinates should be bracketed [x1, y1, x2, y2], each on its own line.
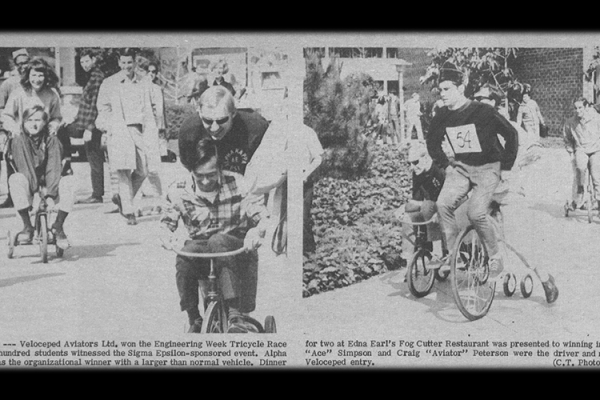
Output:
[405, 92, 424, 143]
[387, 89, 401, 145]
[178, 85, 269, 175]
[395, 142, 446, 257]
[96, 48, 162, 225]
[426, 63, 518, 279]
[160, 138, 270, 333]
[0, 48, 30, 209]
[73, 49, 107, 204]
[563, 97, 600, 212]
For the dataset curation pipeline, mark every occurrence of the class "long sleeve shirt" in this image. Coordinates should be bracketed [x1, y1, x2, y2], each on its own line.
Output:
[1, 86, 62, 136]
[563, 112, 600, 155]
[74, 66, 105, 131]
[427, 100, 519, 171]
[160, 171, 269, 240]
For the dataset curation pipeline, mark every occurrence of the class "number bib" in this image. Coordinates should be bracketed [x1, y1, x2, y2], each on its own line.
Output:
[445, 124, 482, 154]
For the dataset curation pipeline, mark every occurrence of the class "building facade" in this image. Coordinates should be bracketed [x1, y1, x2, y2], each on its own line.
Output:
[511, 47, 594, 137]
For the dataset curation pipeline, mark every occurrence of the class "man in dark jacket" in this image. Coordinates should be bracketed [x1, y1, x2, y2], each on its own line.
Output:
[426, 63, 518, 279]
[178, 85, 268, 175]
[73, 49, 106, 204]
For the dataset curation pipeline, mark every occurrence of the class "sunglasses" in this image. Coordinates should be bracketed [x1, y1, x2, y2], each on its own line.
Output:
[148, 69, 157, 74]
[408, 159, 420, 166]
[475, 97, 490, 101]
[202, 116, 230, 126]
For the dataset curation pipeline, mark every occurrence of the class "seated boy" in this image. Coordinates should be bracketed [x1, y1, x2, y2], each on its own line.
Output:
[160, 138, 270, 333]
[6, 105, 74, 249]
[395, 143, 446, 256]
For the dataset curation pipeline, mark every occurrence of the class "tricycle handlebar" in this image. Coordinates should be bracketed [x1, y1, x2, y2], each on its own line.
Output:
[170, 247, 247, 258]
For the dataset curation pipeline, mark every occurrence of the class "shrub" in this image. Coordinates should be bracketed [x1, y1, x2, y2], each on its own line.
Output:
[304, 143, 413, 298]
[165, 103, 196, 141]
[304, 52, 376, 179]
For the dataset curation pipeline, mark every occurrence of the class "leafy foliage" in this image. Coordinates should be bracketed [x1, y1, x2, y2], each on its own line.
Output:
[304, 52, 376, 179]
[165, 103, 196, 141]
[420, 48, 524, 118]
[303, 143, 413, 297]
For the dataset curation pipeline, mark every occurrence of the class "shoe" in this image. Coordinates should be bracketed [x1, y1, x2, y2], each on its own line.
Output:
[77, 196, 103, 204]
[541, 274, 559, 304]
[187, 317, 203, 333]
[427, 255, 449, 271]
[488, 254, 504, 279]
[0, 197, 13, 208]
[227, 316, 260, 334]
[125, 214, 137, 225]
[51, 225, 70, 250]
[112, 194, 123, 216]
[17, 227, 34, 244]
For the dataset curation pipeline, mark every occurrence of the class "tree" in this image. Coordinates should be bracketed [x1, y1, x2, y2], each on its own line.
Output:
[420, 48, 523, 119]
[303, 51, 375, 179]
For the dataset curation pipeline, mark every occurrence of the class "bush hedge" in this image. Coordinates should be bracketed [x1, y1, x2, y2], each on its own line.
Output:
[164, 103, 196, 141]
[303, 143, 413, 298]
[304, 53, 376, 179]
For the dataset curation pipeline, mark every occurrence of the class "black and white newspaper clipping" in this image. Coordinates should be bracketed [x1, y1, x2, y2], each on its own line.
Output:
[1, 32, 599, 369]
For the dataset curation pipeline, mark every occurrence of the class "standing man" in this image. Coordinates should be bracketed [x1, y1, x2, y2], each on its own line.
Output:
[405, 93, 424, 142]
[426, 63, 518, 278]
[178, 85, 268, 175]
[387, 89, 401, 146]
[563, 97, 600, 212]
[0, 49, 30, 209]
[96, 48, 162, 225]
[74, 49, 106, 204]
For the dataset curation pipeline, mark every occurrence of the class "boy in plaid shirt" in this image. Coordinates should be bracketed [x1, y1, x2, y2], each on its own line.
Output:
[160, 138, 269, 333]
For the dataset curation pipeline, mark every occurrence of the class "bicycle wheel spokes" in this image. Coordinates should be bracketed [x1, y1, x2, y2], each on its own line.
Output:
[451, 227, 496, 321]
[407, 249, 435, 298]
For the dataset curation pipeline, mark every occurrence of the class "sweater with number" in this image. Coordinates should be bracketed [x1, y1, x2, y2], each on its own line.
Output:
[427, 100, 518, 171]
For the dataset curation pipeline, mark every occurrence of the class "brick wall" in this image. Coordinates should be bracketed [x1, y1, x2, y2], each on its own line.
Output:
[511, 48, 584, 137]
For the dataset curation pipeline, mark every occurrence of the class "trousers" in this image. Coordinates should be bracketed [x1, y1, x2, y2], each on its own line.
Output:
[437, 161, 501, 256]
[175, 233, 259, 314]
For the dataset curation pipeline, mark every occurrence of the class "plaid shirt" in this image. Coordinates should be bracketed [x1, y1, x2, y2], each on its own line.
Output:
[160, 170, 268, 239]
[74, 67, 105, 131]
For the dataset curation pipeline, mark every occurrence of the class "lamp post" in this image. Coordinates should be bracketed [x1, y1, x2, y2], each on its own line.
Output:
[395, 59, 412, 145]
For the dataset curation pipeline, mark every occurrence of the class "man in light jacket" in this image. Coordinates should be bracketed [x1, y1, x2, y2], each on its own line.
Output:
[96, 48, 162, 225]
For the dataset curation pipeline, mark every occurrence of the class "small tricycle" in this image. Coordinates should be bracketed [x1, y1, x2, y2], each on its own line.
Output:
[7, 195, 64, 263]
[170, 246, 277, 334]
[564, 164, 596, 223]
[397, 200, 536, 321]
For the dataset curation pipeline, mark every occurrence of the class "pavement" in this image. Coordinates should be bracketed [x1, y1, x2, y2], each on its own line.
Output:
[1, 146, 598, 367]
[0, 160, 294, 340]
[300, 147, 600, 351]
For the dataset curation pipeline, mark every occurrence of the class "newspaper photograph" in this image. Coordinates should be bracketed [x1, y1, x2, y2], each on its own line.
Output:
[0, 32, 599, 369]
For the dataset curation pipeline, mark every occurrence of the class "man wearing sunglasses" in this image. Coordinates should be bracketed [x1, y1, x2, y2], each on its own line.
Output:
[395, 143, 446, 257]
[178, 85, 268, 175]
[0, 49, 30, 209]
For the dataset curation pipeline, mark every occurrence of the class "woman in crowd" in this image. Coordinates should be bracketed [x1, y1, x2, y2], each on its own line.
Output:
[210, 59, 236, 97]
[6, 105, 74, 249]
[1, 57, 62, 137]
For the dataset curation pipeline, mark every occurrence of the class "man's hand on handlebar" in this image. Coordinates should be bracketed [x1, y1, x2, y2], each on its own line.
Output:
[159, 225, 178, 250]
[393, 204, 406, 220]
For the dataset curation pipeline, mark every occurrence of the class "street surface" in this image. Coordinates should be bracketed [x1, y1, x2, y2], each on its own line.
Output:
[1, 146, 599, 367]
[300, 147, 600, 346]
[0, 160, 294, 340]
